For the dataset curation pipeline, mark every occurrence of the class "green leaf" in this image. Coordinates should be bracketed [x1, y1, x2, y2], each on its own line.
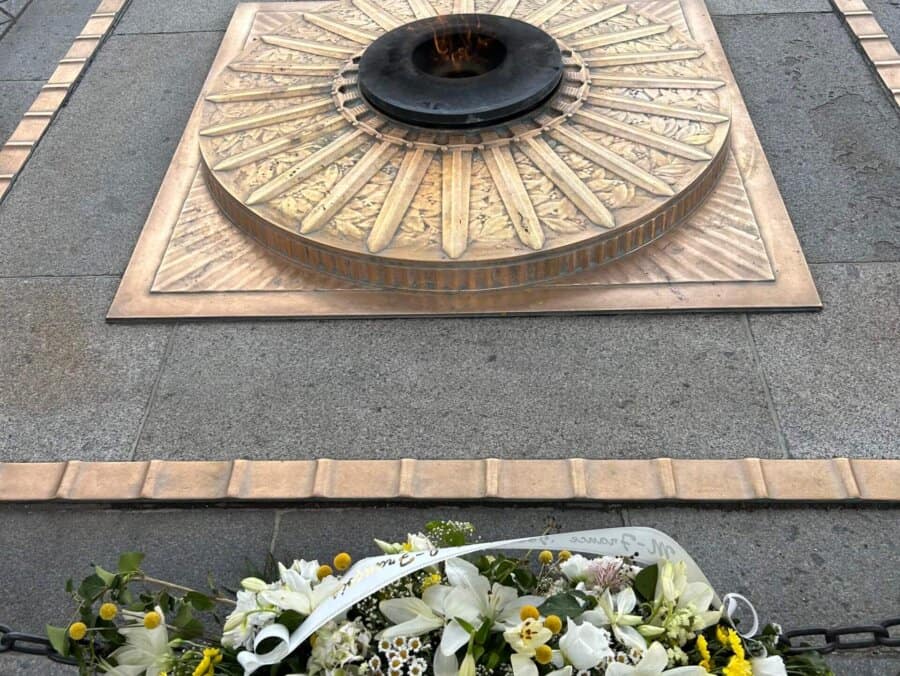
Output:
[95, 565, 116, 586]
[475, 618, 492, 644]
[77, 574, 107, 602]
[634, 564, 659, 602]
[117, 551, 145, 574]
[277, 610, 305, 632]
[539, 592, 587, 620]
[46, 625, 69, 657]
[184, 591, 215, 611]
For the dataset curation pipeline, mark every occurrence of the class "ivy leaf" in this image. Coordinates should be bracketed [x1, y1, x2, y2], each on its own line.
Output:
[539, 593, 587, 620]
[95, 565, 116, 586]
[46, 625, 69, 657]
[117, 552, 145, 574]
[184, 591, 215, 612]
[77, 574, 107, 602]
[634, 564, 659, 602]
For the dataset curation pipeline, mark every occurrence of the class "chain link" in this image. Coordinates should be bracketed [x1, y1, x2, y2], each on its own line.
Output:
[0, 624, 78, 665]
[779, 618, 900, 655]
[2, 618, 899, 666]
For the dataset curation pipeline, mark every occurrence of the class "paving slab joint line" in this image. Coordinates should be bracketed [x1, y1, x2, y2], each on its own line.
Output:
[0, 0, 133, 202]
[1, 458, 900, 503]
[830, 0, 900, 110]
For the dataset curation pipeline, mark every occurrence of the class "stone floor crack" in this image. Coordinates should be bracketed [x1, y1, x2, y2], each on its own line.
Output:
[742, 313, 791, 459]
[128, 323, 176, 460]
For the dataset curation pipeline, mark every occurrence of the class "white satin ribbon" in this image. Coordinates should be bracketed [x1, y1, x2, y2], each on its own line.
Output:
[722, 592, 759, 638]
[239, 527, 717, 675]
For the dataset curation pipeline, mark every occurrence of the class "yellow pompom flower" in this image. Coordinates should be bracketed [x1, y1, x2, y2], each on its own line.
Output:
[535, 645, 553, 665]
[333, 552, 352, 571]
[696, 634, 711, 670]
[316, 564, 334, 580]
[421, 572, 442, 590]
[544, 614, 562, 634]
[727, 629, 745, 659]
[99, 602, 118, 621]
[716, 625, 729, 645]
[723, 654, 752, 676]
[192, 647, 223, 676]
[538, 550, 554, 565]
[143, 610, 162, 630]
[519, 605, 541, 621]
[558, 550, 572, 562]
[68, 622, 88, 641]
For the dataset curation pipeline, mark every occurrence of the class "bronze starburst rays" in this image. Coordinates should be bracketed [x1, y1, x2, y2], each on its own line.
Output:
[197, 0, 732, 289]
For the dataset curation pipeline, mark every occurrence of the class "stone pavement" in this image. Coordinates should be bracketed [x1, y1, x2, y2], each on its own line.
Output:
[0, 0, 898, 672]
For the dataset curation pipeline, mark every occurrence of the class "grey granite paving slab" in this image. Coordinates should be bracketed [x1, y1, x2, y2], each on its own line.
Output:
[624, 505, 900, 629]
[706, 0, 831, 14]
[0, 277, 169, 461]
[0, 80, 40, 141]
[867, 0, 900, 40]
[714, 13, 900, 263]
[0, 32, 222, 277]
[829, 657, 900, 675]
[274, 505, 626, 564]
[134, 314, 781, 460]
[0, 506, 276, 635]
[749, 262, 900, 458]
[0, 0, 99, 81]
[116, 0, 281, 34]
[0, 655, 74, 675]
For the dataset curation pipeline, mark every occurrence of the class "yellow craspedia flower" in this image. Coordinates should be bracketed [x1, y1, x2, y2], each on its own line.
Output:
[558, 550, 572, 562]
[538, 550, 554, 565]
[544, 614, 562, 634]
[519, 604, 541, 621]
[333, 552, 352, 571]
[696, 634, 711, 670]
[316, 564, 334, 580]
[68, 622, 88, 641]
[143, 610, 162, 629]
[535, 645, 553, 664]
[99, 602, 118, 621]
[192, 647, 224, 676]
[723, 654, 752, 676]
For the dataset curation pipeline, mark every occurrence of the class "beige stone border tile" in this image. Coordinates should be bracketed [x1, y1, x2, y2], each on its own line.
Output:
[832, 0, 900, 108]
[1, 458, 899, 503]
[0, 0, 129, 200]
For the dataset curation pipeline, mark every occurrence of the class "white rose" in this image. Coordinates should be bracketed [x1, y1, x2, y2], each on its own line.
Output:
[558, 620, 614, 670]
[559, 554, 590, 581]
[750, 656, 788, 676]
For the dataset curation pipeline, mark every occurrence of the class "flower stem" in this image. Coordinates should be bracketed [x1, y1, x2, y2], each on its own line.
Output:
[139, 575, 237, 606]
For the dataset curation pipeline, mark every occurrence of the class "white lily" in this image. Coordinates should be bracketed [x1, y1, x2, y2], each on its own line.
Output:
[504, 618, 554, 676]
[103, 607, 173, 676]
[651, 561, 721, 634]
[222, 589, 277, 650]
[558, 619, 615, 671]
[582, 587, 647, 654]
[379, 595, 445, 638]
[750, 655, 788, 676]
[259, 564, 342, 615]
[374, 532, 436, 554]
[605, 642, 708, 676]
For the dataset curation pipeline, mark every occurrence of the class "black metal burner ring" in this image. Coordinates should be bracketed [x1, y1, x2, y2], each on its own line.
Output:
[358, 14, 564, 129]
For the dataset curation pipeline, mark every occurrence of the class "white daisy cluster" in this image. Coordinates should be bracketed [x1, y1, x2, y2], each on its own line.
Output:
[368, 635, 431, 676]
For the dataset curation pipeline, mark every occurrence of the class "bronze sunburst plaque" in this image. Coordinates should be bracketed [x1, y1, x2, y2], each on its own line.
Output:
[109, 0, 820, 319]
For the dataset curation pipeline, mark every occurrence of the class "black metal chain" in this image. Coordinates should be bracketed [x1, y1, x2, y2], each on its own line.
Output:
[777, 618, 900, 655]
[2, 619, 900, 667]
[0, 624, 79, 666]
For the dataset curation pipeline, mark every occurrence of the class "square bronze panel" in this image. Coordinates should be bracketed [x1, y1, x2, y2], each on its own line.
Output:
[109, 0, 820, 319]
